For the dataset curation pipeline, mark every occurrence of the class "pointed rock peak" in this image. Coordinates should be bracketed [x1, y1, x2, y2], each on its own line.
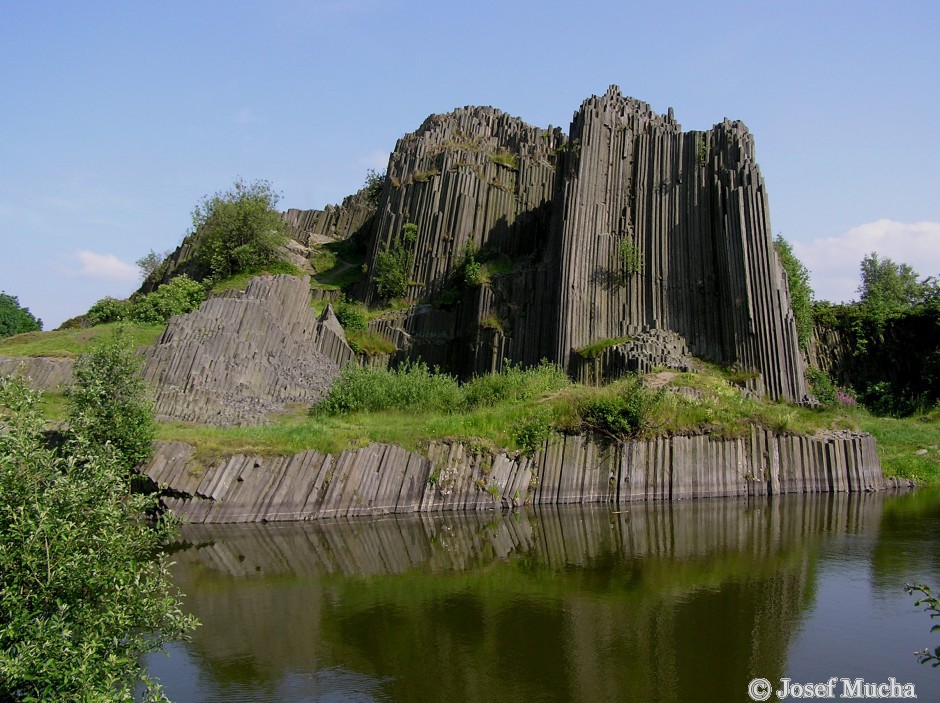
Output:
[605, 84, 623, 98]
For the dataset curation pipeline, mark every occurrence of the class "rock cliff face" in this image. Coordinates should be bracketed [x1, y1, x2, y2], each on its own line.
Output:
[338, 87, 807, 399]
[133, 87, 808, 402]
[141, 275, 344, 425]
[145, 430, 905, 524]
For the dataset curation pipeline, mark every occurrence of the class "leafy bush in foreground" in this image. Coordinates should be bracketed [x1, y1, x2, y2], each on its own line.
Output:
[0, 329, 194, 701]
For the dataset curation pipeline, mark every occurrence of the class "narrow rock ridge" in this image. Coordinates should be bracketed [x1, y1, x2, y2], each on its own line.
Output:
[145, 430, 906, 524]
[140, 275, 341, 426]
[0, 356, 74, 391]
[282, 189, 376, 247]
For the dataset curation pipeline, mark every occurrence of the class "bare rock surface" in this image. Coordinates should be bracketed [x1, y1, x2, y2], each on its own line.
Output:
[141, 275, 340, 426]
[0, 355, 74, 391]
[145, 429, 906, 524]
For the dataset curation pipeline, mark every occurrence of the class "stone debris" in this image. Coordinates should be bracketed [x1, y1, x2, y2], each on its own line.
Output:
[140, 275, 341, 426]
[145, 429, 905, 524]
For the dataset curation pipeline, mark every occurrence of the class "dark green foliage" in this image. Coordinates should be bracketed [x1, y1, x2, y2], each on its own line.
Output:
[812, 252, 940, 417]
[129, 274, 205, 324]
[511, 407, 555, 455]
[806, 366, 838, 406]
[372, 226, 415, 299]
[316, 361, 461, 416]
[773, 235, 814, 350]
[66, 325, 155, 468]
[858, 252, 926, 326]
[334, 295, 367, 331]
[191, 178, 289, 282]
[364, 169, 386, 206]
[0, 292, 42, 339]
[88, 296, 130, 325]
[0, 351, 194, 699]
[578, 379, 662, 440]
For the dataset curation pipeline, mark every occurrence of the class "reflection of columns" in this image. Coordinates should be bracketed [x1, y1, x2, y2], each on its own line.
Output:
[170, 494, 889, 697]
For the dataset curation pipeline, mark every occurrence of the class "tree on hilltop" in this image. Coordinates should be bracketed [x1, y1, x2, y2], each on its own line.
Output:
[0, 292, 42, 339]
[191, 178, 289, 282]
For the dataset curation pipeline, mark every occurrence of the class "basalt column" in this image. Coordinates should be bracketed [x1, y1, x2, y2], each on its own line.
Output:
[551, 86, 807, 401]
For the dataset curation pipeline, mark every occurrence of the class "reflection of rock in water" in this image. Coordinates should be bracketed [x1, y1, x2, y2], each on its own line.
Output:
[169, 494, 888, 702]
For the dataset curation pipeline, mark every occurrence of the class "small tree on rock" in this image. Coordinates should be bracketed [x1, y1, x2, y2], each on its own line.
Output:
[191, 178, 289, 282]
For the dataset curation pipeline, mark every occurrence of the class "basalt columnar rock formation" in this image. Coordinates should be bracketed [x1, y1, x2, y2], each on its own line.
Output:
[0, 355, 73, 391]
[141, 275, 347, 425]
[145, 430, 904, 524]
[281, 86, 806, 400]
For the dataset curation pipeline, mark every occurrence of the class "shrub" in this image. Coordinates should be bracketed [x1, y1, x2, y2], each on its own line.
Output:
[461, 361, 568, 409]
[372, 227, 415, 299]
[87, 296, 130, 325]
[191, 178, 289, 281]
[334, 295, 367, 331]
[66, 325, 155, 468]
[316, 361, 461, 416]
[129, 274, 206, 323]
[806, 366, 838, 406]
[0, 367, 194, 700]
[511, 407, 554, 455]
[578, 379, 662, 440]
[0, 292, 42, 339]
[773, 235, 814, 350]
[619, 237, 641, 279]
[364, 169, 386, 206]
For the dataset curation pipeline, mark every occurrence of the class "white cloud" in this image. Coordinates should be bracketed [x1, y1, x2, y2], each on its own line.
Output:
[66, 251, 139, 282]
[793, 219, 940, 304]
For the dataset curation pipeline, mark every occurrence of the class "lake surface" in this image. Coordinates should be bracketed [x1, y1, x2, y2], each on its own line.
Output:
[147, 489, 940, 702]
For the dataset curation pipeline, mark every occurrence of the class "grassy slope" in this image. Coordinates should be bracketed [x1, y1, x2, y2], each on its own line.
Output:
[0, 322, 165, 358]
[6, 325, 937, 484]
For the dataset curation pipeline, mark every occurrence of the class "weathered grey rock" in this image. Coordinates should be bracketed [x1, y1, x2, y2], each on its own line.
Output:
[314, 304, 355, 367]
[0, 355, 74, 391]
[141, 275, 339, 426]
[145, 429, 907, 524]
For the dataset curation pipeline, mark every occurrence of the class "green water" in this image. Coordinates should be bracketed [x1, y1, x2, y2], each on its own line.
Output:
[148, 490, 940, 702]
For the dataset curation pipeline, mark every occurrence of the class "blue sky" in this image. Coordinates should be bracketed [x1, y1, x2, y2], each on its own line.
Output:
[2, 0, 938, 329]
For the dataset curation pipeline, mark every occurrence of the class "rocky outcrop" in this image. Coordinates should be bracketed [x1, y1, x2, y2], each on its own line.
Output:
[548, 87, 806, 400]
[345, 88, 807, 397]
[0, 355, 74, 391]
[144, 429, 907, 524]
[141, 275, 340, 425]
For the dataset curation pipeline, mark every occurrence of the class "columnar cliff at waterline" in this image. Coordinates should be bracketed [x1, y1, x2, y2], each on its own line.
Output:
[145, 430, 908, 524]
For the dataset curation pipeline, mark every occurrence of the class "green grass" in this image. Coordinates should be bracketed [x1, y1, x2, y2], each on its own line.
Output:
[487, 150, 519, 170]
[0, 322, 165, 358]
[858, 410, 940, 484]
[210, 262, 302, 294]
[575, 337, 632, 359]
[309, 241, 366, 291]
[346, 329, 396, 355]
[146, 360, 940, 485]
